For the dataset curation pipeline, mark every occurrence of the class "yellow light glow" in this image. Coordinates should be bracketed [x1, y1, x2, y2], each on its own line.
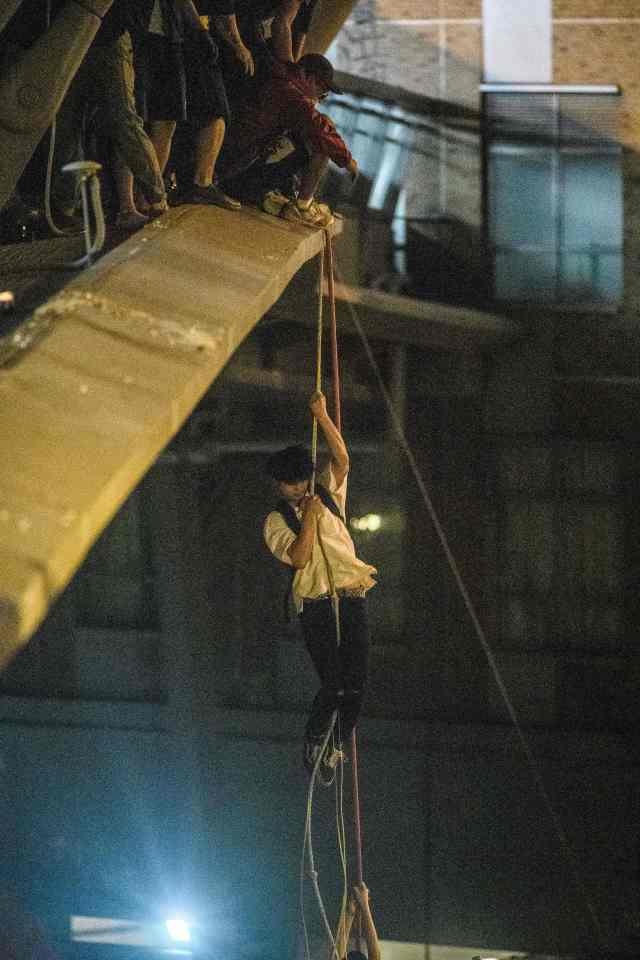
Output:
[350, 513, 382, 532]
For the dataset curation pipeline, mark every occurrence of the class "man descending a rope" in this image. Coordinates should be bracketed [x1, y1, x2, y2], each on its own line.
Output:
[264, 392, 377, 783]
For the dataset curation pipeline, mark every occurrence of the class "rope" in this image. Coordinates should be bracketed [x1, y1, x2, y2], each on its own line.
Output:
[301, 231, 370, 960]
[325, 232, 342, 434]
[324, 230, 366, 895]
[310, 243, 325, 497]
[350, 729, 364, 887]
[332, 729, 349, 960]
[329, 250, 606, 950]
[300, 237, 347, 960]
[300, 712, 339, 960]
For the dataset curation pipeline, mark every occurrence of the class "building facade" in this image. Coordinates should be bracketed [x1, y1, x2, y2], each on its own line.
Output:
[1, 3, 639, 958]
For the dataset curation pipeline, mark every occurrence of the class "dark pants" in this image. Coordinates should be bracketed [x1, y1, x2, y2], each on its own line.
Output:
[300, 597, 369, 745]
[220, 148, 308, 204]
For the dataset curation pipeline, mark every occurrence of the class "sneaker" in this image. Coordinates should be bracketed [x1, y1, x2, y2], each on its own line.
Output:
[262, 190, 291, 216]
[309, 199, 334, 222]
[185, 183, 241, 211]
[147, 197, 169, 218]
[280, 199, 334, 228]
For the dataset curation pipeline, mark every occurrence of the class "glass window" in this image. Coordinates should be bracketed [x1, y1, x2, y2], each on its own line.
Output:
[484, 90, 622, 305]
[561, 154, 622, 248]
[491, 150, 555, 247]
[73, 488, 158, 631]
[493, 442, 625, 667]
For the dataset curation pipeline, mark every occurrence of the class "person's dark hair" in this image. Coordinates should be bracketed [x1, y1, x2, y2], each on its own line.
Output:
[266, 445, 314, 483]
[298, 53, 343, 94]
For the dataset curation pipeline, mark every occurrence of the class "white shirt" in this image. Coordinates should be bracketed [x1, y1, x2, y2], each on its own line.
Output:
[263, 463, 377, 612]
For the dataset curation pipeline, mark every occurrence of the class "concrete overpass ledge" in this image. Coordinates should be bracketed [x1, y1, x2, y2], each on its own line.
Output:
[0, 204, 335, 667]
[270, 272, 521, 351]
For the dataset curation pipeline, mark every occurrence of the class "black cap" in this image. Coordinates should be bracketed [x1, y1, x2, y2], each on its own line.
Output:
[298, 53, 343, 95]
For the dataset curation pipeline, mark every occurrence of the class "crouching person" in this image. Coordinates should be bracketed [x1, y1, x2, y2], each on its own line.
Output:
[218, 54, 357, 226]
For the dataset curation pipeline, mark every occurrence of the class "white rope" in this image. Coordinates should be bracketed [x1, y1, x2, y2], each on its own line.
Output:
[300, 711, 339, 960]
[332, 728, 349, 960]
[300, 708, 349, 960]
[301, 240, 350, 960]
[42, 0, 107, 267]
[310, 244, 325, 497]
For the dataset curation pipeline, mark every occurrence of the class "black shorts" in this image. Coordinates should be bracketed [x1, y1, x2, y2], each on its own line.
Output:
[184, 35, 230, 125]
[135, 34, 187, 123]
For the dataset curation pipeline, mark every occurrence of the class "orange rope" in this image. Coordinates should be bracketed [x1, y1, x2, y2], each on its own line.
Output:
[325, 231, 342, 434]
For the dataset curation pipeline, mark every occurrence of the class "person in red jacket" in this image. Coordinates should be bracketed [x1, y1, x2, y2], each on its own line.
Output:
[219, 53, 357, 226]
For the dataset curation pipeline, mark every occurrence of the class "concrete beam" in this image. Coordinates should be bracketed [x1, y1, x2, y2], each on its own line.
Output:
[269, 270, 521, 352]
[0, 205, 333, 668]
[304, 0, 358, 55]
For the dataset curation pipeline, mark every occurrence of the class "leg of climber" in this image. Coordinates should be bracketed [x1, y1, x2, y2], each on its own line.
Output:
[300, 596, 342, 773]
[336, 595, 370, 742]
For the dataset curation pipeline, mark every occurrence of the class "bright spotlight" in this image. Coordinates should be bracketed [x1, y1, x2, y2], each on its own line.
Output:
[165, 914, 192, 943]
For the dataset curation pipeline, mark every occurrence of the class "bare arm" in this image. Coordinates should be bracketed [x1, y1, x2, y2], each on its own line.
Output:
[270, 0, 301, 61]
[212, 13, 255, 73]
[333, 895, 357, 960]
[292, 30, 306, 60]
[310, 392, 349, 488]
[353, 883, 381, 960]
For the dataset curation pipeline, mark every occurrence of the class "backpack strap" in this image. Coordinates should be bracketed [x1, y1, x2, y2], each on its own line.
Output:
[275, 499, 302, 537]
[315, 483, 346, 524]
[275, 483, 344, 533]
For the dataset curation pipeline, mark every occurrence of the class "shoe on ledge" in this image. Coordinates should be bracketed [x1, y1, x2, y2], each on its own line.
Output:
[280, 199, 334, 227]
[114, 210, 148, 231]
[184, 183, 241, 211]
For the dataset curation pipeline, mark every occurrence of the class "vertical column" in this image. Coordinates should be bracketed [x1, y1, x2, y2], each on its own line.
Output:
[483, 0, 552, 82]
[146, 461, 208, 903]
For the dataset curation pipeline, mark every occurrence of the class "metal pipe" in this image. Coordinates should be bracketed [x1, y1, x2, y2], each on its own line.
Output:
[0, 0, 114, 211]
